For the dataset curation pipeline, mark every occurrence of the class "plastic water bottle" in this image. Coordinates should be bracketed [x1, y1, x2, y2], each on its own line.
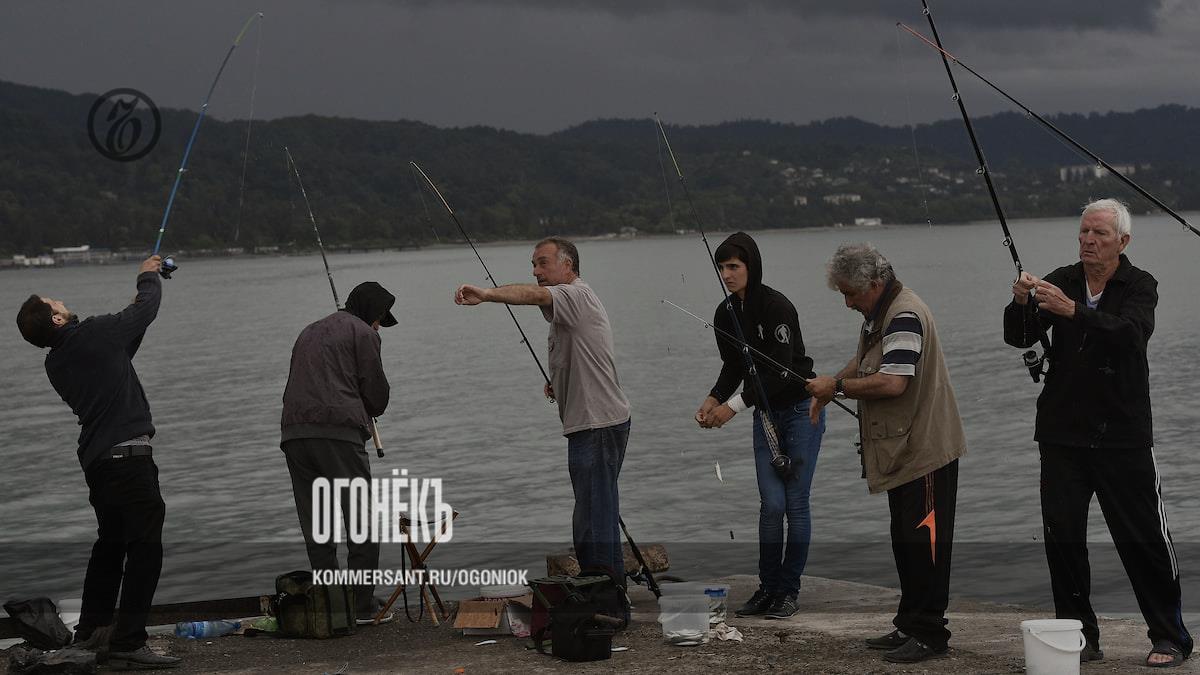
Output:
[174, 620, 240, 639]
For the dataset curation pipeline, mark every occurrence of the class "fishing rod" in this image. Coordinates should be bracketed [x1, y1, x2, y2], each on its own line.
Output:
[654, 114, 793, 478]
[907, 2, 1052, 383]
[897, 20, 1200, 240]
[663, 300, 858, 419]
[908, 3, 1089, 606]
[152, 12, 264, 278]
[409, 161, 553, 395]
[285, 146, 385, 458]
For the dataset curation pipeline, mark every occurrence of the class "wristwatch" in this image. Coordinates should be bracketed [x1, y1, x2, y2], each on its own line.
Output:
[834, 378, 846, 398]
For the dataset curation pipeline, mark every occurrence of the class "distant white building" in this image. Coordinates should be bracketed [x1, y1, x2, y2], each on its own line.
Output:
[823, 193, 862, 205]
[1059, 164, 1139, 182]
[793, 195, 808, 207]
[52, 245, 92, 264]
[854, 217, 882, 226]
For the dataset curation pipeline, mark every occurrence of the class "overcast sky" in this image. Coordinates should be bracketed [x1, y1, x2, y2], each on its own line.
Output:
[1, 0, 1196, 133]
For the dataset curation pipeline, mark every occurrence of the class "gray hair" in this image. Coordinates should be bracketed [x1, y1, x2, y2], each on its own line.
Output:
[1081, 198, 1131, 237]
[826, 242, 895, 293]
[535, 236, 579, 275]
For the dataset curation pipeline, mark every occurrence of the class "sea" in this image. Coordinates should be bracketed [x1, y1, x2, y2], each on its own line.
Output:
[1, 216, 1195, 625]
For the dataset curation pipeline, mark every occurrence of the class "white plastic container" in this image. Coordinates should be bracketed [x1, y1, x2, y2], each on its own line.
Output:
[659, 582, 729, 625]
[1020, 619, 1084, 675]
[658, 596, 709, 646]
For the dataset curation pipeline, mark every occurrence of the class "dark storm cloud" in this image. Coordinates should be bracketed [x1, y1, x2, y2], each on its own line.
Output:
[0, 0, 1193, 133]
[386, 0, 1165, 31]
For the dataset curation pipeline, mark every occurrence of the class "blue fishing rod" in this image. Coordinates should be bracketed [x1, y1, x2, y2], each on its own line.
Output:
[654, 113, 794, 478]
[902, 2, 1052, 383]
[152, 12, 264, 278]
[285, 146, 385, 459]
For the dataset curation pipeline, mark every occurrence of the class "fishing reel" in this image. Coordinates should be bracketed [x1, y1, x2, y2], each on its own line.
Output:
[769, 454, 794, 480]
[159, 256, 179, 279]
[1023, 350, 1046, 383]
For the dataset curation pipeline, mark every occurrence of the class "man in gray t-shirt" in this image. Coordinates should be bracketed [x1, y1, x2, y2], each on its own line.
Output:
[455, 237, 631, 578]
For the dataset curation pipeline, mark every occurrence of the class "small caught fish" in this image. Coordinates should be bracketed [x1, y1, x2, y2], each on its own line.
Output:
[714, 461, 724, 482]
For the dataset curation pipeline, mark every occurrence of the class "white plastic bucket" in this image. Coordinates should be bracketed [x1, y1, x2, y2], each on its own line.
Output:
[1021, 619, 1084, 675]
[660, 582, 729, 625]
[658, 596, 709, 646]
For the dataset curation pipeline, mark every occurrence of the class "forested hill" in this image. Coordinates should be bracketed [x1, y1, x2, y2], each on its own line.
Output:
[2, 78, 1198, 254]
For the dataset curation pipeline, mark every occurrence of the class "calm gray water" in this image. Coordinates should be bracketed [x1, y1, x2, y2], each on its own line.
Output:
[1, 216, 1196, 616]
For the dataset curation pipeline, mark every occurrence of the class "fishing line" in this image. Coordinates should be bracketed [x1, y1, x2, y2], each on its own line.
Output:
[233, 16, 264, 243]
[409, 161, 553, 393]
[655, 121, 677, 232]
[895, 24, 933, 227]
[285, 146, 385, 458]
[410, 163, 440, 243]
[897, 19, 1200, 239]
[153, 12, 264, 269]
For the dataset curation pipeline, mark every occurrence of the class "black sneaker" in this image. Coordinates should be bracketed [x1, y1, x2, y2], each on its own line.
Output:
[106, 646, 181, 670]
[734, 588, 775, 616]
[883, 637, 947, 663]
[865, 629, 908, 650]
[1081, 641, 1104, 662]
[763, 594, 799, 619]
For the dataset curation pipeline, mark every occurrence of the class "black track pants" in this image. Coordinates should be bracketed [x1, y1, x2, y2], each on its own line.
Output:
[1039, 443, 1191, 655]
[888, 459, 958, 650]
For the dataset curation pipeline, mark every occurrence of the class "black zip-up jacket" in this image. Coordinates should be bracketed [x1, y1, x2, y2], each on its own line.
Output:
[1003, 254, 1156, 448]
[45, 272, 161, 470]
[709, 232, 815, 411]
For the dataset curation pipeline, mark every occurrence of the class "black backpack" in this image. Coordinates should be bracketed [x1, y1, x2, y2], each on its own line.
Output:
[530, 568, 628, 662]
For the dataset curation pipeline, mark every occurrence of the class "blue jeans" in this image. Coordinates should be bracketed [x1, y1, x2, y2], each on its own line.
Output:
[567, 419, 630, 578]
[753, 400, 824, 596]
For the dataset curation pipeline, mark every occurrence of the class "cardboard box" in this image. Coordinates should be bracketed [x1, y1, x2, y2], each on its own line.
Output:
[453, 594, 533, 637]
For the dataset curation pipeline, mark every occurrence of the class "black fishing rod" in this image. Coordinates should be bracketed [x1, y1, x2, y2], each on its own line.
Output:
[908, 2, 1052, 383]
[898, 21, 1200, 240]
[409, 161, 553, 395]
[285, 146, 385, 458]
[654, 114, 793, 478]
[662, 300, 858, 420]
[909, 1, 1090, 609]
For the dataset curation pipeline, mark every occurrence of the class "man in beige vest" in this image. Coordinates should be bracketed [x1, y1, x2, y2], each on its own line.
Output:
[808, 243, 966, 664]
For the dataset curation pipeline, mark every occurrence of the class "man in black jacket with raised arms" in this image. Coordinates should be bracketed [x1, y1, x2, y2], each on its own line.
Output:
[1004, 198, 1191, 668]
[16, 255, 180, 670]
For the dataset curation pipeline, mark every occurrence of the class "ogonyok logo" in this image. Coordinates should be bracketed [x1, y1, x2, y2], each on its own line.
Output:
[87, 88, 161, 162]
[311, 469, 453, 545]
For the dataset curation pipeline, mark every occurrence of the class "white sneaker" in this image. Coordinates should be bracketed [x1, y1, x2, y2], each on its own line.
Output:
[357, 611, 394, 626]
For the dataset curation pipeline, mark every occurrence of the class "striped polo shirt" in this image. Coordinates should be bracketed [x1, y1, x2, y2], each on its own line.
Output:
[864, 311, 923, 376]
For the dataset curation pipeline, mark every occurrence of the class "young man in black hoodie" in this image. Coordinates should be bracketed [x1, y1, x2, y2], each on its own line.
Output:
[281, 281, 396, 625]
[695, 232, 825, 620]
[15, 255, 181, 670]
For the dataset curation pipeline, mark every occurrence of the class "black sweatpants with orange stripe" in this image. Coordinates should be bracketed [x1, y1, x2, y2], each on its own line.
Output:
[888, 459, 958, 650]
[1039, 443, 1192, 656]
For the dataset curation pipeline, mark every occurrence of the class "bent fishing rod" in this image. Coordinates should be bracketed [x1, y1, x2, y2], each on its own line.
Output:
[654, 114, 794, 478]
[663, 300, 858, 419]
[285, 146, 385, 458]
[908, 1, 1052, 383]
[152, 12, 264, 278]
[409, 161, 553, 396]
[897, 20, 1200, 241]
